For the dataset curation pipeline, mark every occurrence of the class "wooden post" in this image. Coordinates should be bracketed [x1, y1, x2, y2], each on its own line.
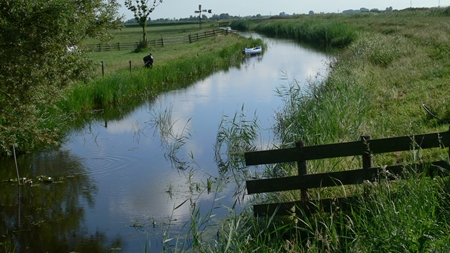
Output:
[117, 42, 120, 51]
[161, 36, 164, 47]
[189, 34, 192, 43]
[296, 141, 308, 203]
[101, 61, 104, 77]
[98, 43, 101, 52]
[361, 135, 372, 169]
[129, 60, 132, 73]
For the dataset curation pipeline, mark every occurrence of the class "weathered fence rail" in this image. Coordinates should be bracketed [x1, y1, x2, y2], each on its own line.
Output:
[86, 29, 232, 52]
[244, 129, 450, 216]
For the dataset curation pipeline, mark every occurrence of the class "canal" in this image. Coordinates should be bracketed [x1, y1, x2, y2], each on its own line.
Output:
[0, 33, 332, 252]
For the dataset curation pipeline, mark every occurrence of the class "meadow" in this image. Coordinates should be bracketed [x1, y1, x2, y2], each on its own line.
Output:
[59, 23, 263, 118]
[204, 7, 450, 252]
[64, 11, 450, 251]
[4, 10, 450, 251]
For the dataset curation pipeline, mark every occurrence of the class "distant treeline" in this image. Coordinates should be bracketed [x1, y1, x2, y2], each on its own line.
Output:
[124, 13, 265, 24]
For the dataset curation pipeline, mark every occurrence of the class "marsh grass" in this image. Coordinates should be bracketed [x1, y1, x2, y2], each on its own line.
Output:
[209, 7, 450, 252]
[136, 9, 450, 252]
[215, 105, 259, 171]
[232, 18, 357, 48]
[38, 9, 450, 251]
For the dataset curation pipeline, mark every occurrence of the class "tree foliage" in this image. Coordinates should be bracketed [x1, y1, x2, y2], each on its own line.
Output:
[0, 0, 122, 156]
[125, 0, 163, 43]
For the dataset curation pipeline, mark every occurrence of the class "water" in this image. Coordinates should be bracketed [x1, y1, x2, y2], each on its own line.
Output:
[0, 33, 331, 252]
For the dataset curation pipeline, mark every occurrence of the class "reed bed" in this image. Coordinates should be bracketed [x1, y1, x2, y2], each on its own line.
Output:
[232, 18, 357, 48]
[196, 7, 450, 252]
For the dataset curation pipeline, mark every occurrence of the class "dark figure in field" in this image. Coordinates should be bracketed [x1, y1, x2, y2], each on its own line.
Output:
[143, 53, 153, 68]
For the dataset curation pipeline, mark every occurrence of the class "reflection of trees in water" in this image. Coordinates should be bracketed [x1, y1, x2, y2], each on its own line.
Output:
[0, 150, 121, 253]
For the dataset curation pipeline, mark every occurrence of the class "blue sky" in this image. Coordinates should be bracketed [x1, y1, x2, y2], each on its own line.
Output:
[120, 0, 449, 20]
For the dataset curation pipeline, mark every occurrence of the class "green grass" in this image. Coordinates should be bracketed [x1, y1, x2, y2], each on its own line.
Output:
[7, 10, 450, 251]
[140, 9, 450, 251]
[58, 25, 263, 127]
[84, 22, 217, 44]
[200, 7, 450, 252]
[55, 8, 450, 252]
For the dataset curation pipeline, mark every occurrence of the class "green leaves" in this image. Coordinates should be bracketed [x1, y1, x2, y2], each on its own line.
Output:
[0, 0, 122, 155]
[124, 0, 163, 42]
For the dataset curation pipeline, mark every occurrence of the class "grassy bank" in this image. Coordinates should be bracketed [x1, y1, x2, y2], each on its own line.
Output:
[57, 27, 262, 127]
[206, 7, 450, 252]
[232, 18, 357, 48]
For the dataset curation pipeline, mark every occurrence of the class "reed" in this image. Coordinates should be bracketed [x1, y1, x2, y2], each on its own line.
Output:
[58, 35, 263, 115]
[257, 19, 356, 47]
[208, 7, 450, 252]
[232, 18, 357, 48]
[137, 8, 450, 252]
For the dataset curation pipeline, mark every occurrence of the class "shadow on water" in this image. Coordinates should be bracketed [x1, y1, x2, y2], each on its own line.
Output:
[0, 151, 123, 252]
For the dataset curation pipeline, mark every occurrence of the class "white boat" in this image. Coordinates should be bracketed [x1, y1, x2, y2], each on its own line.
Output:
[243, 45, 262, 55]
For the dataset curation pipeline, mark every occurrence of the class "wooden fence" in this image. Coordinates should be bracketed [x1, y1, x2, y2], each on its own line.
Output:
[244, 129, 450, 216]
[86, 29, 232, 52]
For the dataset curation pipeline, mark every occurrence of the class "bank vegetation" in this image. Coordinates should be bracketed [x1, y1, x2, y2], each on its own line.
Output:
[204, 7, 450, 252]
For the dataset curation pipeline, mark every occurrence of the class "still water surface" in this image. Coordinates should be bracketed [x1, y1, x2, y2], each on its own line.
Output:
[0, 33, 331, 252]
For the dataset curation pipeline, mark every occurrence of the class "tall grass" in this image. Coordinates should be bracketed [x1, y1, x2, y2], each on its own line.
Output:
[232, 18, 357, 48]
[145, 8, 450, 252]
[58, 35, 263, 116]
[208, 8, 450, 252]
[254, 19, 357, 48]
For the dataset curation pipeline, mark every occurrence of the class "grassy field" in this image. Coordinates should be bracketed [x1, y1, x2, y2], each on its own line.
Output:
[84, 22, 241, 76]
[58, 23, 262, 122]
[74, 12, 450, 252]
[200, 7, 450, 252]
[6, 11, 450, 251]
[84, 22, 218, 44]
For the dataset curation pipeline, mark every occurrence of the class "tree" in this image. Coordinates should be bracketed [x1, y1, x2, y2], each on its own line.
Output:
[125, 0, 163, 43]
[0, 0, 122, 156]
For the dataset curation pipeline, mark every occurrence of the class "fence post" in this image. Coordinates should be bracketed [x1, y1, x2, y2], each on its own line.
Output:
[161, 36, 164, 47]
[129, 60, 132, 73]
[296, 141, 308, 203]
[118, 42, 121, 51]
[361, 135, 372, 169]
[101, 61, 104, 77]
[196, 33, 199, 41]
[189, 34, 192, 43]
[98, 43, 101, 52]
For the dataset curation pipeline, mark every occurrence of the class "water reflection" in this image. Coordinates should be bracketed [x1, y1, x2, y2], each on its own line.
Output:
[0, 33, 332, 252]
[0, 151, 121, 252]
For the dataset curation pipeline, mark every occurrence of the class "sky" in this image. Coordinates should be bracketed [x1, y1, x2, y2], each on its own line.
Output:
[120, 0, 449, 20]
